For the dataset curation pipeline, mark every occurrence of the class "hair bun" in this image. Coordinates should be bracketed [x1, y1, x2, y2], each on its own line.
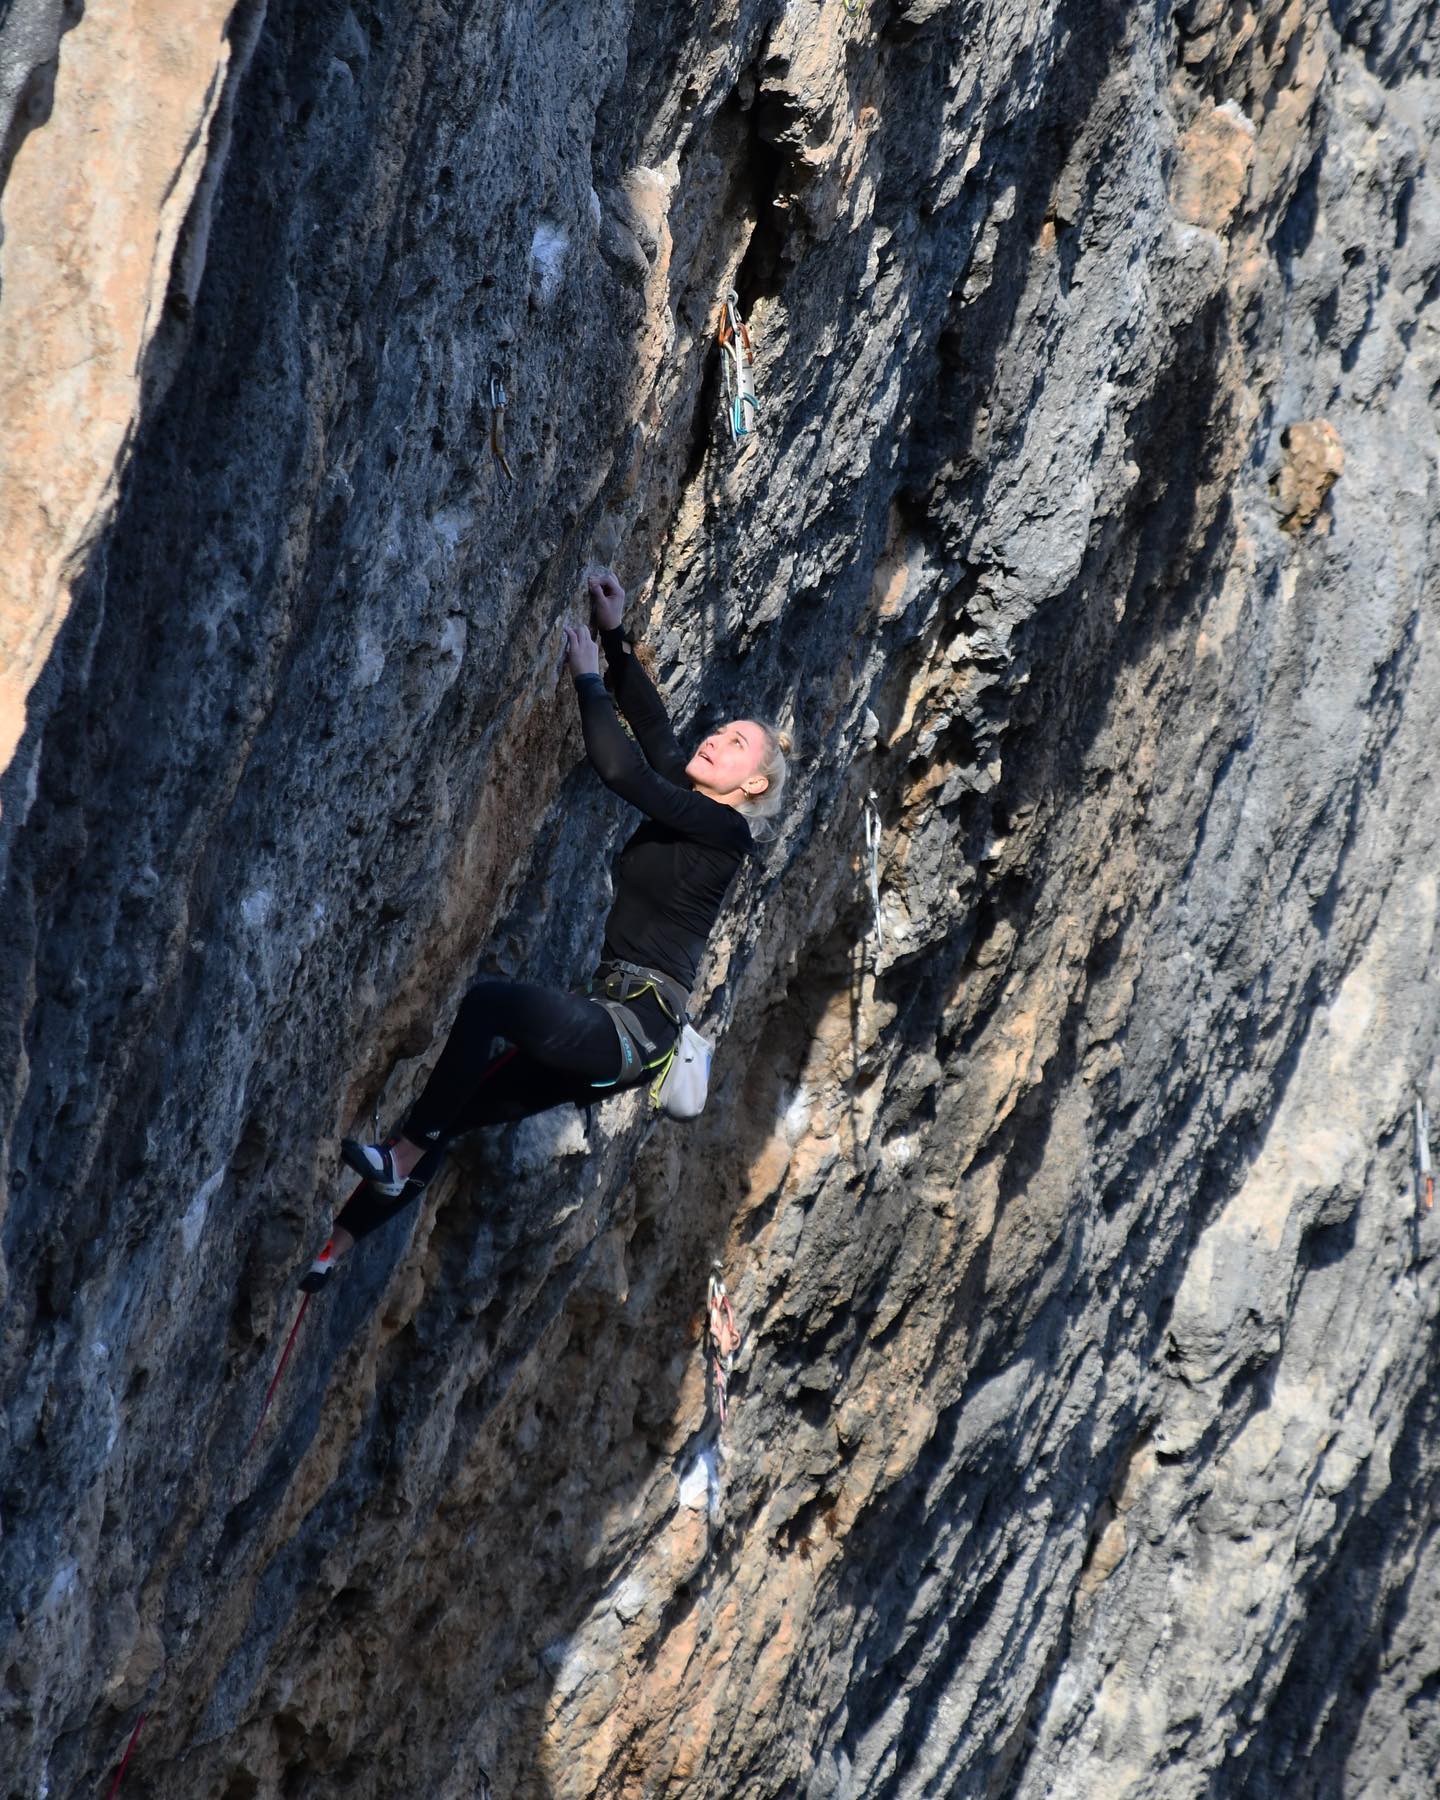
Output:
[777, 730, 793, 755]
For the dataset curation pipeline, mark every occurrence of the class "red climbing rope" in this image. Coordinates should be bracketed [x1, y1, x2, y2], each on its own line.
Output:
[99, 1053, 538, 1789]
[243, 1294, 311, 1459]
[105, 1711, 146, 1797]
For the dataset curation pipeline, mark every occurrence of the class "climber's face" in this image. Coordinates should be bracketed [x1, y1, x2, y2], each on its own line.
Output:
[687, 720, 770, 802]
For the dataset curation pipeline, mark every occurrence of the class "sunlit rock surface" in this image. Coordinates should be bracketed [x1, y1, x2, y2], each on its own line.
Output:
[2, 2, 1439, 1795]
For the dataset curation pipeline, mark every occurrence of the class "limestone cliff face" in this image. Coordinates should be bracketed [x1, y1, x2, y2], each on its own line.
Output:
[2, 1, 1439, 1795]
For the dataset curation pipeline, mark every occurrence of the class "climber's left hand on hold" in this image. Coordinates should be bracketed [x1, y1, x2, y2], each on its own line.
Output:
[587, 569, 626, 632]
[563, 623, 600, 677]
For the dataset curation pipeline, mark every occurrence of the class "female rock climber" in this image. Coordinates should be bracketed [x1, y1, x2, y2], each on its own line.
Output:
[300, 570, 791, 1291]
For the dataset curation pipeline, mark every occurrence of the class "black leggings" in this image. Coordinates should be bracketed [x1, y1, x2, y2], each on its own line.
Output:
[335, 977, 670, 1241]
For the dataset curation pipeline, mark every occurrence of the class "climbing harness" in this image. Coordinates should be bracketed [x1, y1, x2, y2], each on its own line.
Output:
[583, 959, 718, 1119]
[106, 1711, 147, 1797]
[863, 792, 883, 951]
[489, 375, 514, 481]
[706, 1263, 743, 1425]
[716, 288, 758, 446]
[586, 995, 667, 1088]
[1416, 1097, 1433, 1212]
[586, 961, 684, 1080]
[594, 958, 691, 1026]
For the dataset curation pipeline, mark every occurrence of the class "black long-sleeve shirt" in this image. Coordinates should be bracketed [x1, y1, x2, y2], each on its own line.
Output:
[573, 626, 753, 992]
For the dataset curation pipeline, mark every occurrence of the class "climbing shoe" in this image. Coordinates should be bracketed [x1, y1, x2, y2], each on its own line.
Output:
[340, 1138, 407, 1196]
[299, 1237, 338, 1294]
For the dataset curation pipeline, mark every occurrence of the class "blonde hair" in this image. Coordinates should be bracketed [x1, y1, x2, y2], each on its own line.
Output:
[737, 721, 792, 839]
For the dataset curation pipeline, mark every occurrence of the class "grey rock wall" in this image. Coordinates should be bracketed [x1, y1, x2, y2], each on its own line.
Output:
[2, 0, 1439, 1795]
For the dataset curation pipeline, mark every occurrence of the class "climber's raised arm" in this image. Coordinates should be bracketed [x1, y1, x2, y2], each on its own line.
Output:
[586, 570, 689, 782]
[564, 623, 750, 850]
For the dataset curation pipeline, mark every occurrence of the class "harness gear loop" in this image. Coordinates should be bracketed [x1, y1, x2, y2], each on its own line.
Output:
[864, 791, 884, 951]
[706, 1262, 742, 1425]
[646, 1035, 681, 1110]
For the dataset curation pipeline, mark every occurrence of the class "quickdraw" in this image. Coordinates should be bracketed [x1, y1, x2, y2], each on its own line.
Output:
[717, 288, 758, 445]
[1416, 1097, 1433, 1213]
[863, 792, 883, 951]
[706, 1263, 743, 1425]
[490, 375, 514, 481]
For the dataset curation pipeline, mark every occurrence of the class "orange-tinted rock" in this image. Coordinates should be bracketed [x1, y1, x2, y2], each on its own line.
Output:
[0, 0, 240, 807]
